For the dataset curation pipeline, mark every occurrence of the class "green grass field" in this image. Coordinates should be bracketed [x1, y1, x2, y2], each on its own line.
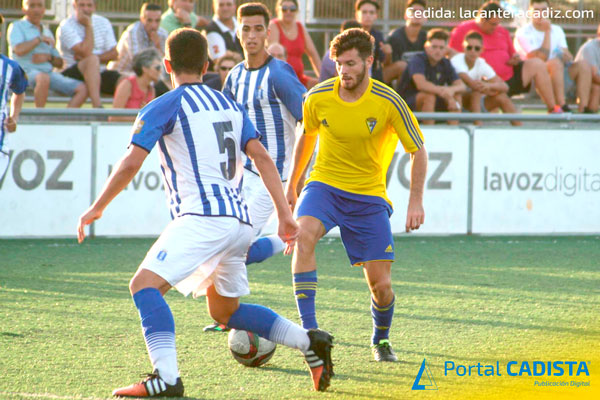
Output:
[1, 236, 599, 400]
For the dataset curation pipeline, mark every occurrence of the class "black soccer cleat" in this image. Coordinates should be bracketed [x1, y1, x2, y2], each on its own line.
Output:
[203, 322, 230, 332]
[112, 370, 184, 397]
[305, 329, 334, 391]
[372, 339, 398, 362]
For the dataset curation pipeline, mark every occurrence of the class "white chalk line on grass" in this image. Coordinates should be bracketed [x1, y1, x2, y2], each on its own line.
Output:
[0, 392, 112, 400]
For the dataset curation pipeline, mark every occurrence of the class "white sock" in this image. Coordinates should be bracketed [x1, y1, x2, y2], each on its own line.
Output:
[269, 317, 310, 353]
[146, 332, 179, 385]
[267, 235, 285, 255]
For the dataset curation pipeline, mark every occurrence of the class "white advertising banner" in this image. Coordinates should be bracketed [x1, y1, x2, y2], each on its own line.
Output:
[472, 129, 600, 233]
[387, 128, 469, 234]
[0, 124, 91, 237]
[93, 125, 171, 236]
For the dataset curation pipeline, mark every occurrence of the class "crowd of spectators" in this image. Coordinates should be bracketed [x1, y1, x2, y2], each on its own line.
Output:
[1, 0, 600, 120]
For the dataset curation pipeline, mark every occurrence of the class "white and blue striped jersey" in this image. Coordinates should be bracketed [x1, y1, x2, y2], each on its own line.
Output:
[0, 55, 28, 153]
[130, 83, 260, 225]
[223, 56, 305, 180]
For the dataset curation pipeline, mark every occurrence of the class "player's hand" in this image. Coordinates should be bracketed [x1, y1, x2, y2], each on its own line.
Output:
[77, 207, 102, 243]
[562, 50, 573, 64]
[285, 183, 298, 212]
[4, 116, 17, 133]
[507, 54, 521, 66]
[405, 201, 425, 232]
[471, 80, 485, 92]
[278, 214, 299, 255]
[174, 9, 191, 25]
[77, 12, 91, 27]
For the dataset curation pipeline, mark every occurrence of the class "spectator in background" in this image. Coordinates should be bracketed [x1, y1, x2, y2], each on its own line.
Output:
[203, 51, 242, 90]
[268, 0, 321, 88]
[449, 1, 560, 113]
[8, 0, 87, 108]
[397, 29, 465, 125]
[57, 0, 123, 107]
[451, 31, 520, 126]
[268, 42, 287, 60]
[160, 0, 208, 33]
[110, 49, 161, 122]
[385, 0, 427, 85]
[319, 20, 362, 82]
[575, 24, 600, 113]
[514, 0, 592, 113]
[204, 0, 243, 61]
[1, 13, 28, 179]
[354, 0, 390, 83]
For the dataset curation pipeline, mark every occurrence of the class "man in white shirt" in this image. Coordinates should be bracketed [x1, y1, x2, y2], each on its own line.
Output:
[451, 30, 520, 125]
[57, 0, 123, 107]
[514, 0, 592, 112]
[575, 25, 600, 113]
[203, 0, 243, 61]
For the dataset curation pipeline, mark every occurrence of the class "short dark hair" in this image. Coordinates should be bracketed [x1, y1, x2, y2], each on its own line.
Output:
[141, 3, 162, 15]
[426, 28, 449, 43]
[340, 19, 362, 33]
[330, 28, 374, 60]
[355, 0, 379, 11]
[407, 0, 426, 8]
[238, 2, 270, 26]
[464, 30, 483, 43]
[530, 0, 550, 6]
[166, 28, 208, 75]
[478, 1, 504, 19]
[277, 0, 298, 7]
[133, 48, 161, 76]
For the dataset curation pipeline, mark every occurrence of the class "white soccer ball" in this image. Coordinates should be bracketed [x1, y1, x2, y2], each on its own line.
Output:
[228, 329, 277, 367]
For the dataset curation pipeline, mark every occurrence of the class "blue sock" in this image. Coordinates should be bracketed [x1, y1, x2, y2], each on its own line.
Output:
[133, 288, 179, 385]
[228, 303, 309, 351]
[293, 270, 318, 329]
[246, 236, 285, 265]
[371, 295, 395, 345]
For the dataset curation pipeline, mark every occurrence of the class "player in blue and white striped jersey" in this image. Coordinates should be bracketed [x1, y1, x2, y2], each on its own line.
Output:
[77, 27, 333, 397]
[0, 14, 28, 179]
[222, 2, 306, 267]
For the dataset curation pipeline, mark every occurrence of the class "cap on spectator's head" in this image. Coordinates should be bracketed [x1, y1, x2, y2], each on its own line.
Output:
[166, 28, 208, 75]
[407, 0, 427, 8]
[340, 19, 362, 33]
[355, 0, 380, 11]
[426, 28, 449, 43]
[330, 28, 374, 60]
[238, 2, 271, 26]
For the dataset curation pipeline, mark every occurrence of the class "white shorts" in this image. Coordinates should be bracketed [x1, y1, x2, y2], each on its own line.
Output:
[139, 215, 254, 298]
[243, 170, 280, 238]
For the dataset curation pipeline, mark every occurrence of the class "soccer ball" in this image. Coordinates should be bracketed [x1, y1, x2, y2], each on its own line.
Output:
[228, 329, 277, 367]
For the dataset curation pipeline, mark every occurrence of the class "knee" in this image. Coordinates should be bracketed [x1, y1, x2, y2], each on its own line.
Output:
[547, 58, 563, 73]
[295, 226, 320, 255]
[75, 83, 87, 95]
[81, 54, 100, 70]
[208, 304, 237, 325]
[370, 278, 394, 304]
[36, 73, 50, 86]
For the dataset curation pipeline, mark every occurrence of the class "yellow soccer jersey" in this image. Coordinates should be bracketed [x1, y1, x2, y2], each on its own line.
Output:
[303, 77, 424, 205]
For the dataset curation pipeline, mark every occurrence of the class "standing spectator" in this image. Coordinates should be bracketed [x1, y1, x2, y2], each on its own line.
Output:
[110, 49, 162, 122]
[385, 0, 427, 85]
[160, 0, 208, 33]
[57, 0, 123, 107]
[514, 0, 592, 113]
[397, 29, 465, 125]
[203, 51, 242, 90]
[451, 31, 520, 126]
[449, 1, 561, 113]
[319, 20, 362, 83]
[203, 0, 243, 61]
[354, 0, 391, 83]
[268, 0, 321, 88]
[8, 0, 87, 108]
[575, 24, 600, 113]
[267, 42, 287, 60]
[1, 14, 28, 179]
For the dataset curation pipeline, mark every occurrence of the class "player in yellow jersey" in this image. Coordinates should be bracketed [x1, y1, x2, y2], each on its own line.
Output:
[285, 28, 428, 362]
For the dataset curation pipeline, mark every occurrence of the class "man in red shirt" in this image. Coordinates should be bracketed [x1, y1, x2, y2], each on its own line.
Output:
[449, 1, 562, 113]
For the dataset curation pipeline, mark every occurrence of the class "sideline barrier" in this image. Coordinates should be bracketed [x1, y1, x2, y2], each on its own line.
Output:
[0, 124, 599, 237]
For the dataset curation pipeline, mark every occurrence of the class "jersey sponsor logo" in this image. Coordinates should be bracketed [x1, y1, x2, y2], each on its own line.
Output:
[366, 117, 377, 134]
[157, 250, 167, 261]
[385, 244, 393, 253]
[321, 119, 329, 127]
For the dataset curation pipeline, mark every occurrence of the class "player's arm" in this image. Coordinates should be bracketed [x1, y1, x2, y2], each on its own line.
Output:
[406, 147, 427, 232]
[77, 145, 148, 243]
[4, 92, 25, 133]
[285, 131, 317, 210]
[245, 138, 299, 252]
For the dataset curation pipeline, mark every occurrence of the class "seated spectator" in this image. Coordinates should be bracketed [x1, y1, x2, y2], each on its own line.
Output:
[514, 0, 592, 113]
[397, 29, 465, 125]
[203, 51, 242, 91]
[319, 20, 361, 82]
[203, 0, 243, 61]
[160, 0, 209, 33]
[354, 0, 391, 82]
[575, 24, 600, 113]
[57, 0, 123, 108]
[8, 0, 87, 108]
[268, 42, 287, 60]
[449, 1, 561, 113]
[110, 49, 161, 122]
[268, 0, 321, 88]
[385, 0, 427, 85]
[451, 31, 520, 126]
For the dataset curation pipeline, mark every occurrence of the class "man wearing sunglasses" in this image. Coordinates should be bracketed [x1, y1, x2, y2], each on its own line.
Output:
[204, 0, 243, 61]
[574, 24, 600, 113]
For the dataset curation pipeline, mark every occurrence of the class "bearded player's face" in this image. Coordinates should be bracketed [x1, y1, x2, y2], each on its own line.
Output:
[335, 48, 372, 91]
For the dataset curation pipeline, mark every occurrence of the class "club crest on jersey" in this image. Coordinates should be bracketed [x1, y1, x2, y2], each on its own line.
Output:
[366, 117, 377, 134]
[132, 119, 145, 135]
[321, 119, 329, 127]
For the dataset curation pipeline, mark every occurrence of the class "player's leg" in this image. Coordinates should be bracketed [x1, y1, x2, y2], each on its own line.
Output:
[569, 60, 592, 113]
[546, 58, 566, 109]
